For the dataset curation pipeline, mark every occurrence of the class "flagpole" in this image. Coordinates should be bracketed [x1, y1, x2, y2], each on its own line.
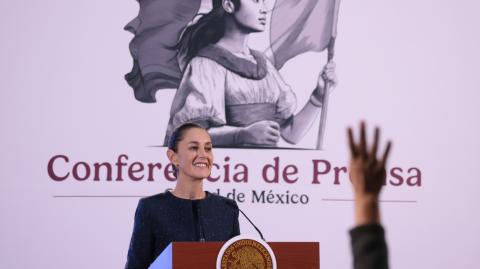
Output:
[316, 0, 341, 150]
[316, 38, 335, 150]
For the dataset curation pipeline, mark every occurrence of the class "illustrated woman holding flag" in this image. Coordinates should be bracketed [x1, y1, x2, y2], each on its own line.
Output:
[164, 0, 338, 147]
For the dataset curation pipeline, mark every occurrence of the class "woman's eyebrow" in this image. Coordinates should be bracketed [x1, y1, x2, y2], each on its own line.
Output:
[188, 141, 212, 146]
[187, 141, 212, 145]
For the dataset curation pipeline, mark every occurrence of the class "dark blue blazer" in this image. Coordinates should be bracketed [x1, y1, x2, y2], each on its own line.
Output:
[125, 191, 240, 269]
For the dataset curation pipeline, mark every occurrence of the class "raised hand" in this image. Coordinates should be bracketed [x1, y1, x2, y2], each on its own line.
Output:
[348, 122, 392, 225]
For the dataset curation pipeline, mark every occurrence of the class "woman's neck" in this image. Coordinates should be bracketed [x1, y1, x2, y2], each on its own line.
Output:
[216, 18, 250, 54]
[172, 175, 205, 200]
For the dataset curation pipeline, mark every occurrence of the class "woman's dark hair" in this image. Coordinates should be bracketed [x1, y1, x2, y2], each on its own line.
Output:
[176, 0, 241, 64]
[168, 122, 206, 153]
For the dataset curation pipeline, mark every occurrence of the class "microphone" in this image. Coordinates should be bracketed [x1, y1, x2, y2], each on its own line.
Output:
[193, 201, 206, 242]
[226, 200, 265, 241]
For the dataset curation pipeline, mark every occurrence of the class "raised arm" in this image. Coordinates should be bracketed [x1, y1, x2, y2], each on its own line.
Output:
[347, 122, 392, 269]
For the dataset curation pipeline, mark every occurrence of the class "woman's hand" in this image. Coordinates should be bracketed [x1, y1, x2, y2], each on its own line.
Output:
[237, 120, 280, 146]
[348, 122, 392, 225]
[315, 60, 338, 99]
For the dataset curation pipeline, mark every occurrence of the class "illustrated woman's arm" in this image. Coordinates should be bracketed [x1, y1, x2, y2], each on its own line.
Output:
[209, 121, 281, 146]
[281, 101, 322, 144]
[281, 61, 337, 144]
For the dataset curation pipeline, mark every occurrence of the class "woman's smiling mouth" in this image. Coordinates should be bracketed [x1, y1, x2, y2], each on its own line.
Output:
[194, 162, 209, 168]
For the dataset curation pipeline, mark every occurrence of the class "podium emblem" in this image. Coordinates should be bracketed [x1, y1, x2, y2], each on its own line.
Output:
[216, 235, 277, 269]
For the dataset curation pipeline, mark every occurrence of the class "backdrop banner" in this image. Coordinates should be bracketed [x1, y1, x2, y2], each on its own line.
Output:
[1, 0, 479, 268]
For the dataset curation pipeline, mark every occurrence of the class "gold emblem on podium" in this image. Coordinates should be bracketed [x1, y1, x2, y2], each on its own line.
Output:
[216, 236, 277, 269]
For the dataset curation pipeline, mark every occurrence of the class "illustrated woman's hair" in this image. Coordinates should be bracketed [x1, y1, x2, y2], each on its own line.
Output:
[176, 0, 241, 64]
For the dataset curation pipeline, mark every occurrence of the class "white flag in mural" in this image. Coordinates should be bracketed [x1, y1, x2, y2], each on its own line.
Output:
[125, 0, 202, 102]
[269, 0, 341, 69]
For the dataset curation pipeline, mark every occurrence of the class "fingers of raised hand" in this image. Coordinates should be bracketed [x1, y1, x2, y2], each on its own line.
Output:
[359, 121, 367, 158]
[348, 122, 391, 165]
[366, 167, 386, 193]
[347, 127, 357, 157]
[370, 127, 380, 161]
[347, 122, 392, 195]
[347, 122, 370, 159]
[380, 140, 392, 167]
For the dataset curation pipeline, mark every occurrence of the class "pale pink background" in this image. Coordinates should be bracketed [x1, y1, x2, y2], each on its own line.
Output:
[1, 0, 480, 268]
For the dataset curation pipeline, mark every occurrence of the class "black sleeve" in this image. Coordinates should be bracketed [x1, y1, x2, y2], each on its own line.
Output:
[350, 224, 389, 269]
[125, 199, 155, 269]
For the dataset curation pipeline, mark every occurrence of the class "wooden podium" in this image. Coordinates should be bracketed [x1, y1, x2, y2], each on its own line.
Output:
[149, 241, 319, 268]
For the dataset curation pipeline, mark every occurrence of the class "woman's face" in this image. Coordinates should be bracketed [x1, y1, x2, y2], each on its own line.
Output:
[233, 0, 268, 32]
[170, 128, 213, 180]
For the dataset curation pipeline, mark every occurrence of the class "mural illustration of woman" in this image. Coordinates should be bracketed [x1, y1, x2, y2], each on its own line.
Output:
[163, 0, 338, 148]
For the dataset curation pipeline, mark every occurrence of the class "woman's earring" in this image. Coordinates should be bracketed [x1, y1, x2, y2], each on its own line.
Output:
[222, 0, 234, 13]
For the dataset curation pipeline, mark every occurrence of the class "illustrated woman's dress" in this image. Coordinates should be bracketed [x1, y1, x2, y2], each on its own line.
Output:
[164, 45, 297, 146]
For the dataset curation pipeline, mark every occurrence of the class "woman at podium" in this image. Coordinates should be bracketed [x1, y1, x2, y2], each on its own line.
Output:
[125, 123, 240, 269]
